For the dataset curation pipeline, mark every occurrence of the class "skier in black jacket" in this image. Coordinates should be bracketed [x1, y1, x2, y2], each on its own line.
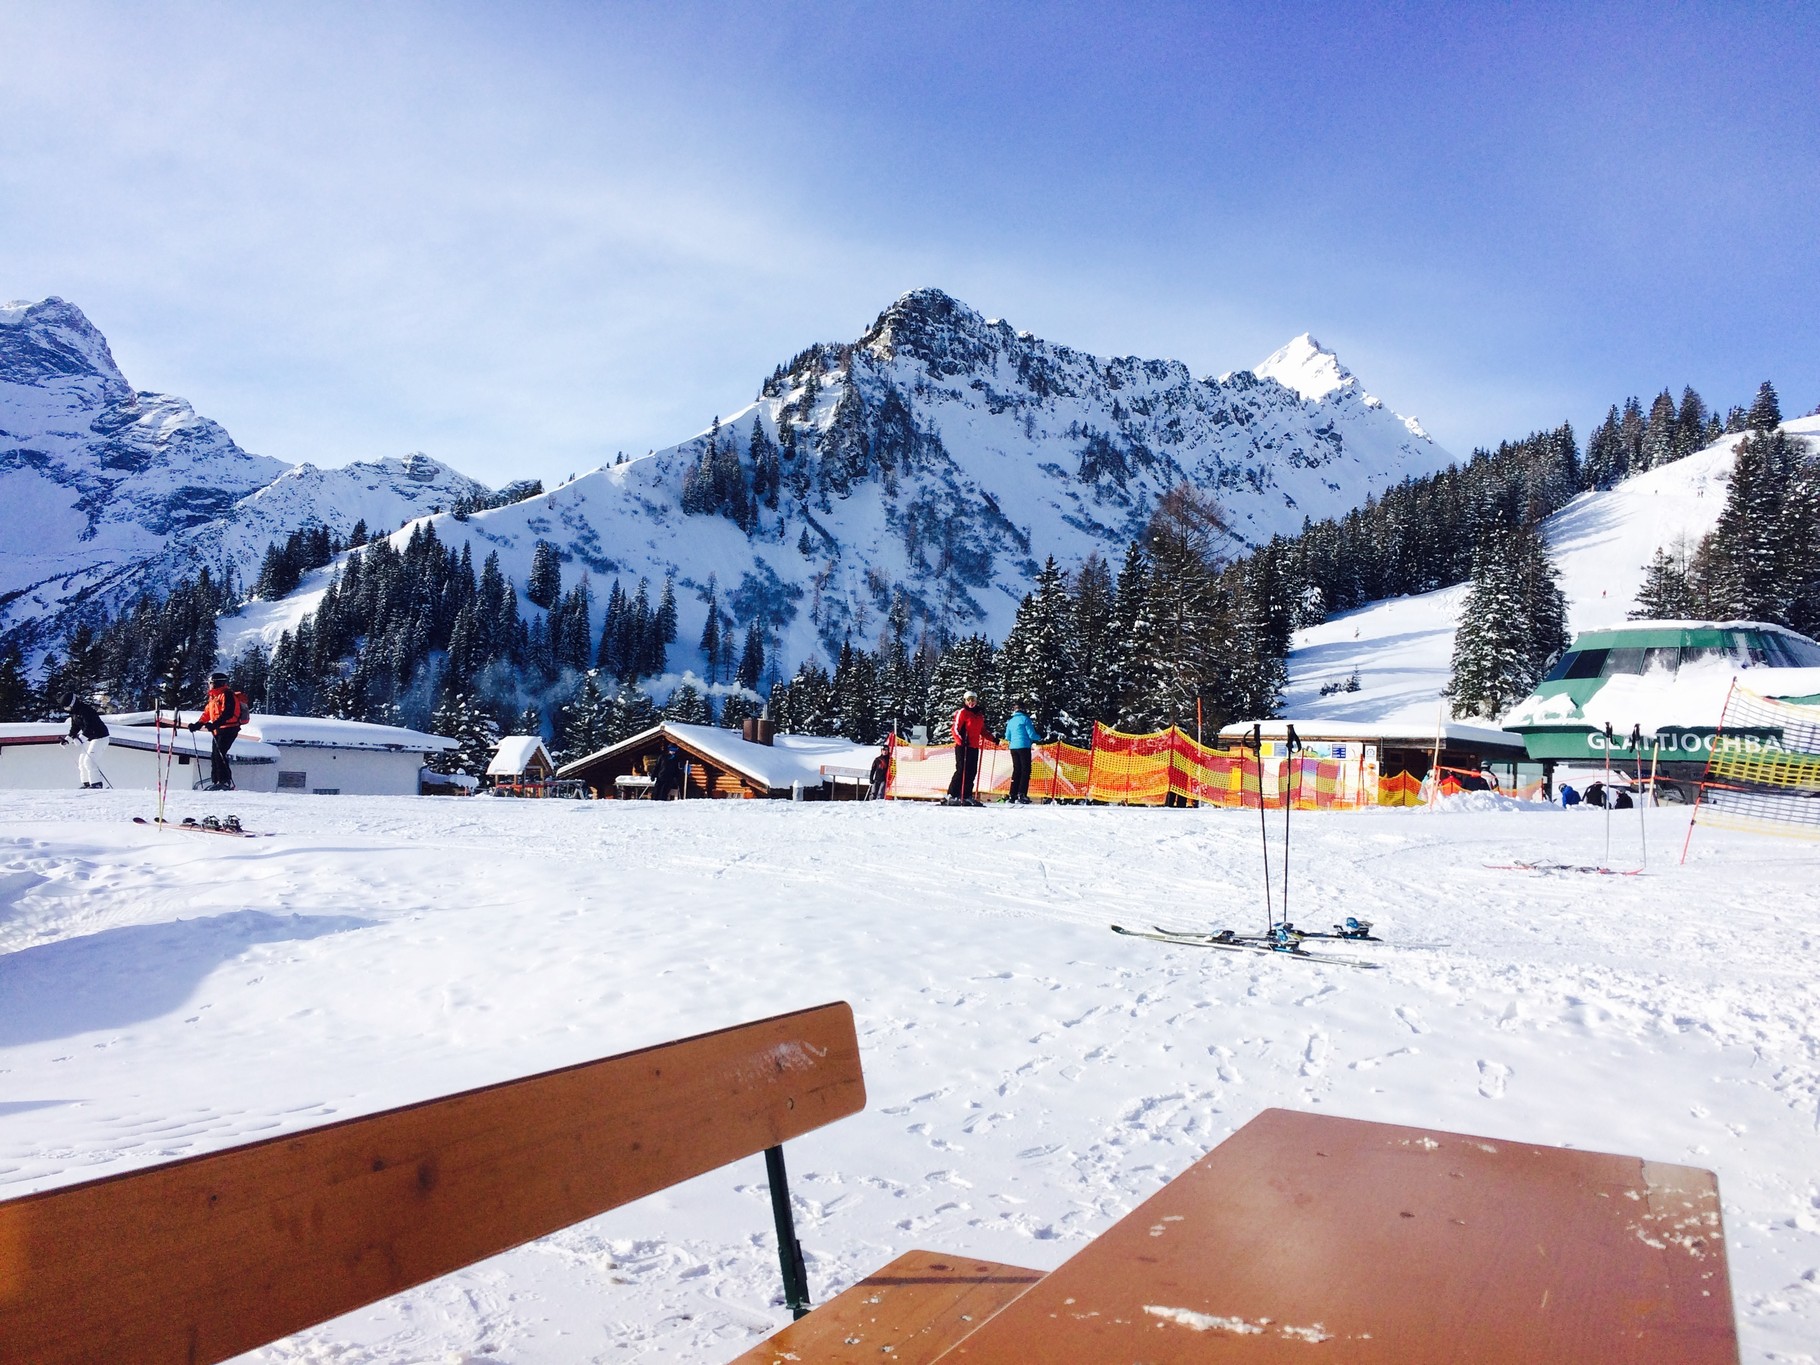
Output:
[63, 694, 111, 788]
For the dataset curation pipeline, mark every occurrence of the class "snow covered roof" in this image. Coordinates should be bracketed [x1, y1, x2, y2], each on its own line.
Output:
[1218, 719, 1528, 753]
[0, 722, 282, 761]
[558, 721, 882, 792]
[105, 712, 455, 753]
[487, 736, 553, 776]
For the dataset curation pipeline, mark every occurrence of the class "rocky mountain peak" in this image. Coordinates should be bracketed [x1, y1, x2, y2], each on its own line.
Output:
[0, 296, 128, 391]
[860, 287, 1013, 375]
[1253, 332, 1358, 403]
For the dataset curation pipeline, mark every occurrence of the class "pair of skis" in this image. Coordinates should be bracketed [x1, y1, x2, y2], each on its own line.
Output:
[1112, 725, 1389, 969]
[1111, 921, 1383, 969]
[133, 815, 269, 838]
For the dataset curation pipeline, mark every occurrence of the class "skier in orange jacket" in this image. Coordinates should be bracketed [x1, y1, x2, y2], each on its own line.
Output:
[189, 672, 250, 791]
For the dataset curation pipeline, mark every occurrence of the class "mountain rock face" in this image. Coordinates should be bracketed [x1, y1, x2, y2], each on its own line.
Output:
[4, 290, 1455, 682]
[225, 288, 1455, 680]
[0, 298, 487, 650]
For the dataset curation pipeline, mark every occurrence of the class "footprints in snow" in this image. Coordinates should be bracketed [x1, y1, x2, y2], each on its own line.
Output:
[1477, 1060, 1512, 1099]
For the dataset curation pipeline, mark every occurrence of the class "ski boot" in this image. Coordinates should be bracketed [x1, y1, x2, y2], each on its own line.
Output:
[221, 815, 243, 833]
[200, 815, 223, 831]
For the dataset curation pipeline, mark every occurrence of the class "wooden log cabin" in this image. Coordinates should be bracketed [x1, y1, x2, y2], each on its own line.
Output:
[558, 720, 883, 800]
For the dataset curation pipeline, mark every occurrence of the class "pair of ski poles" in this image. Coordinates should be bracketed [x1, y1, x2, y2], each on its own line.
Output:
[1600, 723, 1651, 871]
[1252, 722, 1300, 938]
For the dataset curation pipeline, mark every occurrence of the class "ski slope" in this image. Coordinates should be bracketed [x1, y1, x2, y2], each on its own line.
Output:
[2, 790, 1816, 1361]
[1285, 417, 1820, 726]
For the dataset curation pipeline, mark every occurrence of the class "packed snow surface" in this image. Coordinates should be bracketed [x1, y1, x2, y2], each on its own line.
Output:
[2, 792, 1815, 1361]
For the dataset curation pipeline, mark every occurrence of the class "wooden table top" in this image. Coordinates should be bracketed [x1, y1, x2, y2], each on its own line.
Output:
[937, 1108, 1738, 1363]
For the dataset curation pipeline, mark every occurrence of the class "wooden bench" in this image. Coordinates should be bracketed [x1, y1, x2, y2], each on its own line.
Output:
[0, 1001, 1036, 1365]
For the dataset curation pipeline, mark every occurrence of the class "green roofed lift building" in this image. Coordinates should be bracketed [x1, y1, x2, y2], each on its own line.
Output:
[1500, 620, 1820, 800]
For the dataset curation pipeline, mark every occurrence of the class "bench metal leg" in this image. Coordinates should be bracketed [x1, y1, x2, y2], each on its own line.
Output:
[764, 1144, 812, 1319]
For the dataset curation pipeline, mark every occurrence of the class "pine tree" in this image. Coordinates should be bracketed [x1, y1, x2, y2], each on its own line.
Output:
[607, 683, 658, 742]
[526, 540, 562, 610]
[736, 623, 765, 691]
[998, 557, 1075, 734]
[1641, 390, 1678, 469]
[0, 644, 29, 721]
[1583, 406, 1624, 489]
[1068, 554, 1118, 736]
[1747, 381, 1782, 433]
[1618, 397, 1646, 480]
[1675, 386, 1709, 460]
[699, 581, 722, 684]
[1448, 523, 1568, 720]
[718, 689, 759, 730]
[1631, 544, 1699, 619]
[1780, 452, 1820, 638]
[429, 686, 501, 779]
[554, 672, 612, 763]
[1704, 427, 1801, 622]
[665, 681, 711, 725]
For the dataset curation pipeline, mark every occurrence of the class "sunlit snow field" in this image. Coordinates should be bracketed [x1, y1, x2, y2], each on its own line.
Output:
[2, 790, 1816, 1362]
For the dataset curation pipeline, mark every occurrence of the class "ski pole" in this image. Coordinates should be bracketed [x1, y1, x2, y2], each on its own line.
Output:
[1283, 724, 1299, 929]
[1253, 723, 1272, 935]
[1631, 724, 1647, 871]
[1602, 723, 1614, 869]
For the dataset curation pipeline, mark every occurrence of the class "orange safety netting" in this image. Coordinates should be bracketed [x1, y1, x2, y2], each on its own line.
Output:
[885, 724, 1370, 809]
[1378, 771, 1423, 807]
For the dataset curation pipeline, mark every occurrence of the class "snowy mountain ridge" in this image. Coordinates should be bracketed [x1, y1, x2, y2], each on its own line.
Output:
[223, 288, 1455, 678]
[0, 297, 488, 651]
[4, 290, 1453, 682]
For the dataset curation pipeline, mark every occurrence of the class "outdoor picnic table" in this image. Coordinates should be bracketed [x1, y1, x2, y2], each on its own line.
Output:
[935, 1107, 1737, 1363]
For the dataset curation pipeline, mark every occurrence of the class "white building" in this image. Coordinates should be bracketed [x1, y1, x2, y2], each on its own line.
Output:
[0, 722, 282, 792]
[234, 715, 459, 795]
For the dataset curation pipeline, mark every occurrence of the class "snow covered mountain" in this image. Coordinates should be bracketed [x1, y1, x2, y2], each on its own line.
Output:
[222, 288, 1454, 677]
[0, 297, 488, 651]
[1282, 415, 1820, 726]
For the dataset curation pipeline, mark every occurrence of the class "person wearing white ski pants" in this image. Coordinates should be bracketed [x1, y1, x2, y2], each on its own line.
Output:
[77, 736, 108, 786]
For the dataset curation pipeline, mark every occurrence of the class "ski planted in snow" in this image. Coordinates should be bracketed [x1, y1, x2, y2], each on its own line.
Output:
[1111, 924, 1381, 969]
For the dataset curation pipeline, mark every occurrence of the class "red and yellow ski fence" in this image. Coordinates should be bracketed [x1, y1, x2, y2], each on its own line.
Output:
[885, 723, 1378, 809]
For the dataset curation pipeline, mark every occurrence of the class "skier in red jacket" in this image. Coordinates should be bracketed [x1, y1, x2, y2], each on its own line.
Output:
[189, 672, 250, 791]
[946, 691, 990, 806]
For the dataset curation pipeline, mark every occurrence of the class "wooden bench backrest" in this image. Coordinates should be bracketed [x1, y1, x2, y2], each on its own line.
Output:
[0, 1001, 864, 1365]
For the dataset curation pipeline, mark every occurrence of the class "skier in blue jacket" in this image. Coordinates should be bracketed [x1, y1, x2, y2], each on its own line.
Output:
[1004, 704, 1039, 805]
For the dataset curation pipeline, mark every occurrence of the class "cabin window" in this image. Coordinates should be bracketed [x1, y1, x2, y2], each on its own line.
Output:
[1598, 648, 1648, 677]
[1642, 647, 1679, 677]
[1543, 652, 1581, 681]
[277, 771, 307, 790]
[1679, 646, 1727, 667]
[1730, 631, 1769, 666]
[1764, 633, 1820, 667]
[1563, 650, 1608, 680]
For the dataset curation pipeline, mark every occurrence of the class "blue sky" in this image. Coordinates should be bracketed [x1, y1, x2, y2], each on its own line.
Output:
[2, 2, 1815, 487]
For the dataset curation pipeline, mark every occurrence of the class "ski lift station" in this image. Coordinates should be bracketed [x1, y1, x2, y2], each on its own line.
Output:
[0, 713, 458, 795]
[1501, 620, 1820, 790]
